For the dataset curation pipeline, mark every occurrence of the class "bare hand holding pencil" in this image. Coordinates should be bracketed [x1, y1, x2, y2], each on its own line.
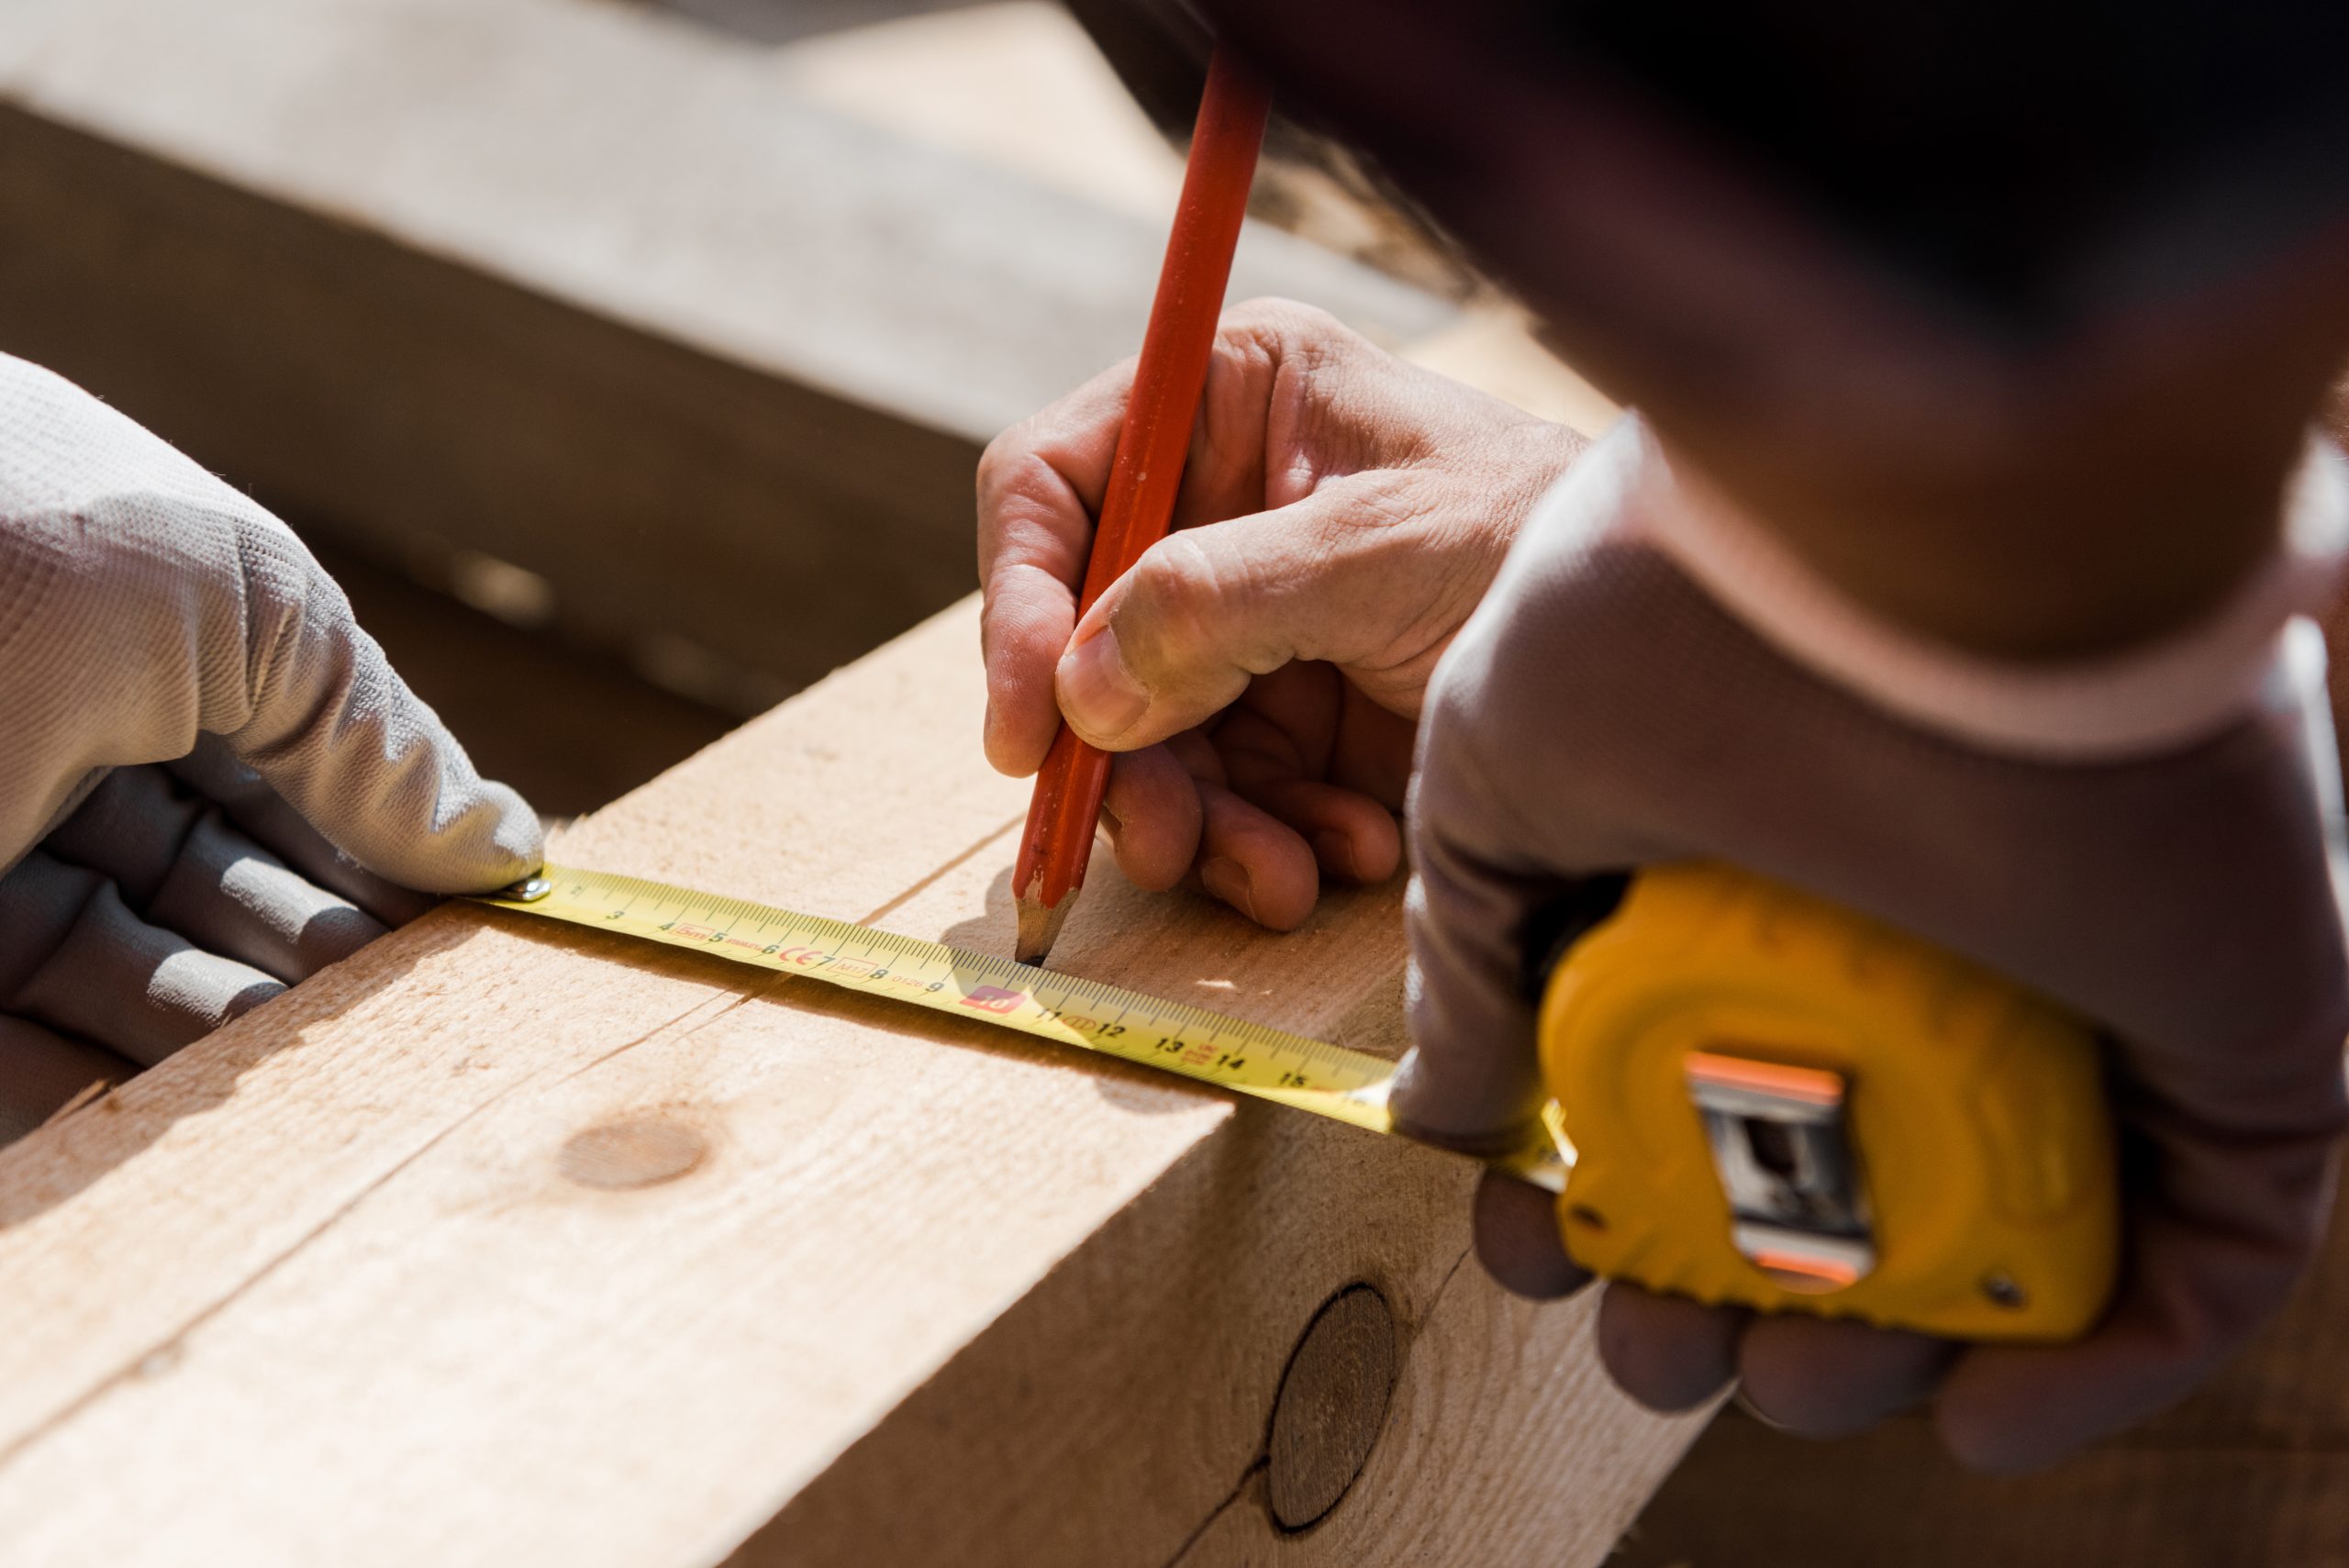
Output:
[980, 301, 1581, 945]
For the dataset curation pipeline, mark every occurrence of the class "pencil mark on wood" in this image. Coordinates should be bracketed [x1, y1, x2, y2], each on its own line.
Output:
[133, 1343, 183, 1381]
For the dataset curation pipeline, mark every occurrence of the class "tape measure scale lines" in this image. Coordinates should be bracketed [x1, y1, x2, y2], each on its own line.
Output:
[476, 864, 1571, 1191]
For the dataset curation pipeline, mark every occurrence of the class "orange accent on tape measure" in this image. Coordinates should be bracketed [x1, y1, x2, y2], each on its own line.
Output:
[1684, 1050, 1846, 1106]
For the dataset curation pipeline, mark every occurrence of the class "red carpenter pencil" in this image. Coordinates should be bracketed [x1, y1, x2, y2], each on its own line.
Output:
[1012, 47, 1272, 963]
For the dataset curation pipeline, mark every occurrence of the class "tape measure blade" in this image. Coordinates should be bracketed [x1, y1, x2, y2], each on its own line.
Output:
[484, 864, 1409, 1136]
[480, 865, 1581, 1181]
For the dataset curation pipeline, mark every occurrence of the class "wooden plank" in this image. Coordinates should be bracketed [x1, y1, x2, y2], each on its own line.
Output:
[0, 0, 1449, 706]
[1157, 1265, 1689, 1567]
[0, 597, 1699, 1564]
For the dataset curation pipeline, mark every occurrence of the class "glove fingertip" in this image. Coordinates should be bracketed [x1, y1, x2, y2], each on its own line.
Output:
[1597, 1284, 1746, 1413]
[1931, 1356, 2088, 1475]
[1387, 1042, 1546, 1153]
[1932, 1399, 2050, 1476]
[1736, 1317, 1958, 1440]
[419, 780, 545, 895]
[317, 774, 544, 899]
[1471, 1167, 1593, 1300]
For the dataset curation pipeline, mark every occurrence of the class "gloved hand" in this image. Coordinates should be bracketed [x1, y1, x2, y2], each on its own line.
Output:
[978, 299, 1580, 927]
[1394, 416, 2349, 1471]
[0, 353, 541, 1133]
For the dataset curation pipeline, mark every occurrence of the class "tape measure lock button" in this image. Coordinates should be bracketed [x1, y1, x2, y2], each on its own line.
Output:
[1683, 1050, 1875, 1294]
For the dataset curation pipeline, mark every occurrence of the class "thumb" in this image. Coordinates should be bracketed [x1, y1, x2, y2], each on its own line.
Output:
[1389, 651, 1577, 1148]
[217, 522, 542, 895]
[1053, 484, 1406, 750]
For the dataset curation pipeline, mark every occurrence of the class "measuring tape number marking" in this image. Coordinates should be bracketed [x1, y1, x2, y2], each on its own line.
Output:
[477, 864, 1567, 1189]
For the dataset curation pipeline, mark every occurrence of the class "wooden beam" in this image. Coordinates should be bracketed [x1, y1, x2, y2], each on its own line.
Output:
[0, 598, 1700, 1564]
[0, 0, 1449, 706]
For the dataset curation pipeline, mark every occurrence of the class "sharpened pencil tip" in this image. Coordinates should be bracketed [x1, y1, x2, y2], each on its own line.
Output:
[1015, 889, 1073, 965]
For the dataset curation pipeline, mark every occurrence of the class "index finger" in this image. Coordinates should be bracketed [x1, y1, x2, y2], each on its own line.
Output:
[974, 302, 1324, 776]
[976, 359, 1134, 776]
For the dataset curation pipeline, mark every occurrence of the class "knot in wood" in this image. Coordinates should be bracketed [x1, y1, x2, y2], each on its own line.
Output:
[1265, 1284, 1397, 1530]
[559, 1118, 708, 1190]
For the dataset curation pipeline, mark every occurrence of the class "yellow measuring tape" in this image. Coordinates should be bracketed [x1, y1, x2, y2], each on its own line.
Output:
[477, 864, 1569, 1190]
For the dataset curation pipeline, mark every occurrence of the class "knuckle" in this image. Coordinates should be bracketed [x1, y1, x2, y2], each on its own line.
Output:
[1122, 533, 1237, 673]
[974, 433, 1010, 498]
[976, 451, 1077, 562]
[974, 425, 1036, 510]
[1227, 299, 1362, 380]
[986, 562, 1072, 645]
[1227, 296, 1345, 347]
[978, 418, 1088, 518]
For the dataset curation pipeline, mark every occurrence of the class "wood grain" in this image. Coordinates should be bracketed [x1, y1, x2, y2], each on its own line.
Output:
[0, 598, 1701, 1564]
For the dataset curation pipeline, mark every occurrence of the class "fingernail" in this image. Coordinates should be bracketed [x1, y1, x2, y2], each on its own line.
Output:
[1058, 628, 1150, 740]
[1312, 829, 1358, 881]
[1200, 856, 1258, 923]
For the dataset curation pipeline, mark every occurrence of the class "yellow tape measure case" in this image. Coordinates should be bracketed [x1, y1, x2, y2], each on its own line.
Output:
[1539, 863, 2119, 1342]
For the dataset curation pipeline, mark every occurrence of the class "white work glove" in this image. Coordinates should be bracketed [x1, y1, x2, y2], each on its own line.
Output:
[1394, 416, 2349, 1471]
[0, 354, 541, 1132]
